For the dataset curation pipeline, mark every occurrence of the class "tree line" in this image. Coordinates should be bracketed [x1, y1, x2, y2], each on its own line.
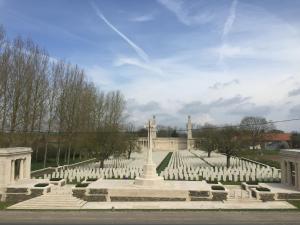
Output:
[195, 116, 279, 168]
[0, 25, 140, 169]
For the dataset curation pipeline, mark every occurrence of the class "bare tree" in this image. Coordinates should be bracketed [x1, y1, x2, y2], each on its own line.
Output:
[240, 116, 275, 150]
[197, 123, 218, 157]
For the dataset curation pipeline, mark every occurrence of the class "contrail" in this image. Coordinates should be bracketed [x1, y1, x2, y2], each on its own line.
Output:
[222, 0, 238, 39]
[219, 0, 238, 63]
[91, 2, 149, 62]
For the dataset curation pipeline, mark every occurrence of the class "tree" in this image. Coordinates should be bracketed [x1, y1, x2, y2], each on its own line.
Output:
[216, 126, 242, 168]
[124, 123, 141, 159]
[240, 116, 275, 150]
[291, 132, 300, 149]
[91, 91, 126, 168]
[197, 123, 218, 157]
[0, 25, 130, 169]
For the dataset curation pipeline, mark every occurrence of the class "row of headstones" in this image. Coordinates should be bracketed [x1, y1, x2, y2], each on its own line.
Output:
[39, 167, 144, 182]
[191, 150, 264, 168]
[162, 150, 280, 181]
[161, 171, 280, 182]
[169, 150, 271, 171]
[167, 151, 208, 168]
[161, 167, 280, 181]
[75, 151, 169, 169]
[163, 165, 280, 175]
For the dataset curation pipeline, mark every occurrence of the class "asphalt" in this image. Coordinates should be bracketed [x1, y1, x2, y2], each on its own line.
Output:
[1, 211, 300, 225]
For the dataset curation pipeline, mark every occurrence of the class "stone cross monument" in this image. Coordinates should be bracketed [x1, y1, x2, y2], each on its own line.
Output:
[187, 115, 193, 150]
[134, 117, 163, 186]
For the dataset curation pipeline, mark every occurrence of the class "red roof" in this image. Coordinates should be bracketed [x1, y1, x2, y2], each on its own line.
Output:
[263, 133, 291, 142]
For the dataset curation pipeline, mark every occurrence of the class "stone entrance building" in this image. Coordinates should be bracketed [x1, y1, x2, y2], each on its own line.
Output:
[138, 116, 196, 151]
[0, 147, 32, 188]
[280, 149, 300, 191]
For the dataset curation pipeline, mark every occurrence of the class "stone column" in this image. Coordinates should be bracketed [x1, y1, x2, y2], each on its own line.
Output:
[147, 120, 153, 164]
[134, 118, 163, 186]
[295, 163, 299, 190]
[187, 115, 193, 150]
[11, 160, 15, 182]
[287, 161, 292, 185]
[19, 159, 24, 180]
[281, 160, 286, 184]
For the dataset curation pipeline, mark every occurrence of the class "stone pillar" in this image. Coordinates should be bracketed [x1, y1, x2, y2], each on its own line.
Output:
[134, 118, 163, 186]
[281, 160, 286, 184]
[19, 159, 24, 180]
[10, 160, 15, 183]
[287, 161, 292, 185]
[295, 163, 299, 190]
[146, 119, 154, 164]
[187, 115, 193, 150]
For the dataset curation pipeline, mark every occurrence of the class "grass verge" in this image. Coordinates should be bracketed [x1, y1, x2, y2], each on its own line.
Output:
[156, 152, 173, 174]
[0, 202, 12, 210]
[288, 200, 300, 209]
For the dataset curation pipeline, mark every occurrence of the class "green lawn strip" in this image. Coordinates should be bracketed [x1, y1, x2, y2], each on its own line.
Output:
[237, 149, 280, 169]
[190, 151, 214, 167]
[156, 152, 173, 175]
[31, 158, 86, 171]
[288, 200, 300, 209]
[0, 202, 12, 210]
[221, 181, 242, 185]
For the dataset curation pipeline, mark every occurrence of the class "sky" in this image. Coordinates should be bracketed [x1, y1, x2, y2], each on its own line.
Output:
[1, 0, 300, 131]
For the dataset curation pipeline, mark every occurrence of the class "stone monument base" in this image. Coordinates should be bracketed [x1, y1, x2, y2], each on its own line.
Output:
[134, 176, 164, 187]
[134, 163, 164, 187]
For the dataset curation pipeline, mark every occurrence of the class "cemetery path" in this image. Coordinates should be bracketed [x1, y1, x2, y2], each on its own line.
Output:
[8, 185, 87, 210]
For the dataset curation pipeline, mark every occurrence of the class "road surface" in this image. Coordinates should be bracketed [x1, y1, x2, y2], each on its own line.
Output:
[1, 210, 300, 225]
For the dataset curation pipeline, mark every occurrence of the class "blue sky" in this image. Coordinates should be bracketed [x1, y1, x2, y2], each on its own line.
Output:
[1, 0, 300, 131]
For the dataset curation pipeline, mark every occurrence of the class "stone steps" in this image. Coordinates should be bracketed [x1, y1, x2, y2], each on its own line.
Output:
[9, 185, 86, 210]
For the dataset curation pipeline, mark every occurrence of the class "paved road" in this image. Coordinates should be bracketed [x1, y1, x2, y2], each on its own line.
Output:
[1, 211, 300, 225]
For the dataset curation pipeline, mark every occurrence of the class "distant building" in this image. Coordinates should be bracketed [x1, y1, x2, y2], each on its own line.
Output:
[137, 116, 196, 151]
[263, 133, 291, 150]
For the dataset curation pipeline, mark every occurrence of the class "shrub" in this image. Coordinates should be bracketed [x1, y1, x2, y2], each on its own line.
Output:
[246, 181, 258, 185]
[34, 183, 49, 187]
[211, 185, 225, 191]
[50, 178, 63, 181]
[86, 178, 98, 182]
[206, 180, 218, 184]
[256, 187, 270, 192]
[75, 183, 89, 188]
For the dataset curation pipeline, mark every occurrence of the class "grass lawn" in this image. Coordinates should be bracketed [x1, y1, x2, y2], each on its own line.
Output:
[288, 200, 300, 209]
[238, 149, 281, 168]
[0, 202, 11, 210]
[31, 158, 87, 171]
[157, 152, 173, 174]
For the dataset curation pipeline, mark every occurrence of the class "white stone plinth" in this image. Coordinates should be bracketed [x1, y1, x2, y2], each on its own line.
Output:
[134, 163, 164, 186]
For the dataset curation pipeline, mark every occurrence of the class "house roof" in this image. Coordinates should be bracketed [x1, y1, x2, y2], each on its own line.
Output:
[263, 133, 291, 142]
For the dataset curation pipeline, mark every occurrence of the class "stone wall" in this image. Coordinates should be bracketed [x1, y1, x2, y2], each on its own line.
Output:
[4, 186, 51, 204]
[138, 137, 196, 151]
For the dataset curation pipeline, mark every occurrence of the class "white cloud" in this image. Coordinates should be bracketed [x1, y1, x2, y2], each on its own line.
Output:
[85, 65, 116, 90]
[86, 1, 300, 132]
[130, 14, 155, 22]
[114, 56, 163, 75]
[209, 79, 239, 90]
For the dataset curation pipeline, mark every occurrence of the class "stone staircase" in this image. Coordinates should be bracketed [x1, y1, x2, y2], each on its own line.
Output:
[9, 185, 86, 210]
[226, 186, 259, 201]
